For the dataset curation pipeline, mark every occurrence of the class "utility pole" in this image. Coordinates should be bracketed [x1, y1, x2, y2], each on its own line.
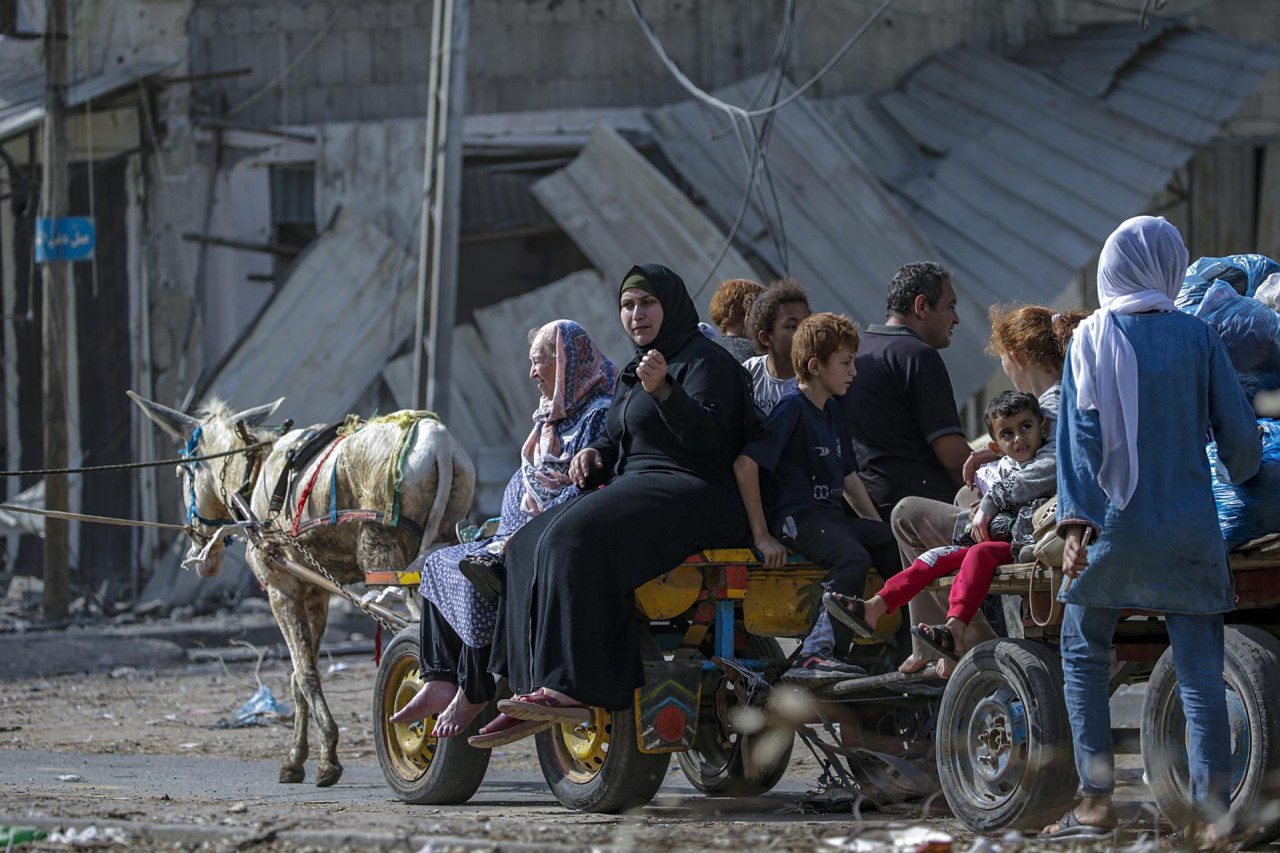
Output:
[41, 0, 70, 622]
[411, 0, 469, 421]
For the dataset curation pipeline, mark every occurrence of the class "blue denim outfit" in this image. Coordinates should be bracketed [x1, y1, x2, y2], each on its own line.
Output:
[1056, 312, 1259, 813]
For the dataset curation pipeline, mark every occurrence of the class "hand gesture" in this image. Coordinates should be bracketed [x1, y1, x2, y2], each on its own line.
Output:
[569, 448, 603, 488]
[636, 351, 669, 398]
[971, 507, 992, 542]
[1062, 525, 1090, 578]
[754, 533, 789, 569]
[963, 448, 998, 488]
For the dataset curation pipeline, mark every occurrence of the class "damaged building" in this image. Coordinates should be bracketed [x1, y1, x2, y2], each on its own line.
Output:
[1, 0, 1279, 608]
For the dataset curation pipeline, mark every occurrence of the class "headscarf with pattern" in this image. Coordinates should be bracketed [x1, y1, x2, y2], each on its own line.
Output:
[521, 320, 617, 514]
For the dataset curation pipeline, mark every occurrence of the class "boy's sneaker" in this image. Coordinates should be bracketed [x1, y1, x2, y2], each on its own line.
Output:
[782, 653, 867, 682]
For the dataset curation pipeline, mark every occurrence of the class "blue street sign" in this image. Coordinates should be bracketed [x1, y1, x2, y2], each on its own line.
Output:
[35, 217, 95, 263]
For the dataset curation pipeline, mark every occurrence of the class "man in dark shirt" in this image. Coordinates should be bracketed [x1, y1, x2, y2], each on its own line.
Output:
[839, 262, 995, 675]
[841, 262, 969, 519]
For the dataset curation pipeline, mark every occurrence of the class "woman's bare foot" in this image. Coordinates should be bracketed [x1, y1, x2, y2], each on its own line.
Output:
[539, 686, 584, 706]
[389, 680, 456, 724]
[432, 691, 488, 738]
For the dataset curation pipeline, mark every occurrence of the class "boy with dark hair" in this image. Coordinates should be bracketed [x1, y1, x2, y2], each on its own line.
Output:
[709, 278, 765, 363]
[825, 390, 1056, 677]
[744, 279, 811, 414]
[735, 313, 900, 680]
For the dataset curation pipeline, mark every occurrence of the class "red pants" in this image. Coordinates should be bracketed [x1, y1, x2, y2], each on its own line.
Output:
[877, 540, 1012, 626]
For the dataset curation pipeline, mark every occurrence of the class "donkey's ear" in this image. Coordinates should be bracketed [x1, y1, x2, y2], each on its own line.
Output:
[231, 397, 285, 428]
[127, 390, 200, 439]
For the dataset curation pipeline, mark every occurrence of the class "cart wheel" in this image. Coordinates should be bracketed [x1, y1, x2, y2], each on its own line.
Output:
[535, 631, 670, 812]
[676, 634, 794, 796]
[935, 638, 1077, 831]
[373, 626, 492, 804]
[1141, 625, 1280, 845]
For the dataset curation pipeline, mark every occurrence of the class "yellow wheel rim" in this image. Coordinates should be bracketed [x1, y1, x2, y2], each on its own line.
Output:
[555, 707, 611, 782]
[383, 656, 438, 780]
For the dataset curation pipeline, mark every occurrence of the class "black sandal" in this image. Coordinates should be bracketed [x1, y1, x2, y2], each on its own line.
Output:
[822, 591, 876, 639]
[459, 554, 506, 599]
[910, 624, 960, 663]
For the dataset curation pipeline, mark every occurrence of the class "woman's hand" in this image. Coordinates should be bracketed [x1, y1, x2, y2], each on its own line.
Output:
[970, 507, 992, 542]
[569, 448, 603, 488]
[636, 351, 670, 399]
[963, 448, 999, 488]
[753, 533, 789, 569]
[1061, 524, 1090, 578]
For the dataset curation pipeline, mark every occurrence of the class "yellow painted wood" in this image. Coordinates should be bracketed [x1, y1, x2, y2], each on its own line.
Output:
[635, 565, 703, 619]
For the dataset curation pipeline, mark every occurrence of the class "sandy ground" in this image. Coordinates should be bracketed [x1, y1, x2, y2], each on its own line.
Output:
[2, 656, 954, 852]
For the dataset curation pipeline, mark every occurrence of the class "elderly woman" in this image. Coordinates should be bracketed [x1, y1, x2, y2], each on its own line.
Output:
[389, 320, 615, 737]
[1046, 216, 1260, 838]
[469, 263, 757, 747]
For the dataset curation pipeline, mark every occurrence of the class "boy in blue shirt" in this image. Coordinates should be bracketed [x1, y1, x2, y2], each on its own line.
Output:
[734, 313, 900, 680]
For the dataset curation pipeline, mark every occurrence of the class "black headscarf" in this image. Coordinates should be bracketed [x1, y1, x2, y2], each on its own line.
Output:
[619, 263, 700, 385]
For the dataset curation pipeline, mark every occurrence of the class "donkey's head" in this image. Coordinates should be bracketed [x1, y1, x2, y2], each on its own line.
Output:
[129, 391, 283, 577]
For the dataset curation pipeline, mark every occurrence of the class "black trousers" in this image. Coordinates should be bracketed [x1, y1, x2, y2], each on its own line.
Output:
[419, 601, 495, 705]
[779, 504, 901, 655]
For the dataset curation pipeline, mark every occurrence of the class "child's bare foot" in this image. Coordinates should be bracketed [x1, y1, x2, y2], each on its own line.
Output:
[389, 680, 457, 725]
[898, 654, 931, 674]
[432, 691, 488, 738]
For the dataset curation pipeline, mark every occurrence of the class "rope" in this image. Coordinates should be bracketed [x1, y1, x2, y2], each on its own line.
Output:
[0, 440, 274, 477]
[0, 503, 188, 531]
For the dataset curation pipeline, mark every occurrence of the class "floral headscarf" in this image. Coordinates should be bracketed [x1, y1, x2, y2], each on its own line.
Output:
[521, 320, 616, 514]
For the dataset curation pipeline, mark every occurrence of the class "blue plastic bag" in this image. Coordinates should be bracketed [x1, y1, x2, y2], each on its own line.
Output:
[1176, 254, 1280, 312]
[1191, 282, 1280, 376]
[1207, 419, 1280, 548]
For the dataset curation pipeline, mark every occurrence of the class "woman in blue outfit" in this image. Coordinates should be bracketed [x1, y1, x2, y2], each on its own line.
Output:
[389, 320, 615, 737]
[1047, 216, 1261, 839]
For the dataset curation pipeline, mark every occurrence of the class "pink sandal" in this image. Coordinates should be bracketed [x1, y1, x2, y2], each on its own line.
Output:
[497, 692, 591, 724]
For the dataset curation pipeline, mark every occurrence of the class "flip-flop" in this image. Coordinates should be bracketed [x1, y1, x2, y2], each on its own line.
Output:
[459, 556, 505, 599]
[467, 713, 552, 748]
[1041, 809, 1112, 840]
[822, 591, 876, 638]
[497, 694, 591, 724]
[911, 624, 960, 663]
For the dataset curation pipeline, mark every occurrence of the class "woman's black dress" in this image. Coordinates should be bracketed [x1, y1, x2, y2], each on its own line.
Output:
[490, 264, 755, 711]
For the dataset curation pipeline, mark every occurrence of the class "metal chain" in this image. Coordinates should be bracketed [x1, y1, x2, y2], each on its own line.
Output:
[260, 525, 401, 633]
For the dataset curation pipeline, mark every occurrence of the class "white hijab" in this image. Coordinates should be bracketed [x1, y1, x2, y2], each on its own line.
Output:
[1069, 215, 1189, 510]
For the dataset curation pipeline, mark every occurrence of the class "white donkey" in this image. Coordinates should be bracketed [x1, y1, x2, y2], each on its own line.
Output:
[130, 392, 475, 787]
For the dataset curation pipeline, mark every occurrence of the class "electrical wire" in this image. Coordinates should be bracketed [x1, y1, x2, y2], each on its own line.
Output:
[630, 0, 895, 297]
[224, 2, 342, 118]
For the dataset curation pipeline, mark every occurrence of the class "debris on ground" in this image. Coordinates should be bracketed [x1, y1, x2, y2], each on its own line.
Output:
[45, 825, 129, 846]
[215, 684, 292, 729]
[0, 825, 47, 847]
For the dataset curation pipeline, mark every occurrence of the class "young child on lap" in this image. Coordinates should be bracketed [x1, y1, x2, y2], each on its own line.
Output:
[735, 313, 900, 681]
[825, 391, 1056, 676]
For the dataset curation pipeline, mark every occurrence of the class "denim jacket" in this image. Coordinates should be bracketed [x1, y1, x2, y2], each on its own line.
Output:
[1056, 311, 1260, 613]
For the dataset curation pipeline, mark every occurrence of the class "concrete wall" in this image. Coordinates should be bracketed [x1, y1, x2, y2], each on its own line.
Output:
[186, 0, 1066, 125]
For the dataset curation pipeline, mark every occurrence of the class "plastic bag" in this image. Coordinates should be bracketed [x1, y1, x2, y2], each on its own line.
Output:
[1207, 419, 1280, 548]
[1175, 254, 1280, 312]
[1255, 273, 1280, 311]
[1191, 282, 1280, 375]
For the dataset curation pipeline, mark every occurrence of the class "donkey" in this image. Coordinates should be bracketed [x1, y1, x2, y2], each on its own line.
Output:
[129, 392, 475, 787]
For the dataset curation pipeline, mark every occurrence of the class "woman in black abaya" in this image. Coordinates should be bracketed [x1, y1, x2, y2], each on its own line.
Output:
[470, 264, 755, 747]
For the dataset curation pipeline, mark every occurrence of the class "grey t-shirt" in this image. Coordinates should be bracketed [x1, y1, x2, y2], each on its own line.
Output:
[744, 355, 799, 415]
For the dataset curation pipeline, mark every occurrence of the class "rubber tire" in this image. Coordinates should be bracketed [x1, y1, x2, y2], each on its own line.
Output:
[936, 638, 1078, 831]
[535, 631, 671, 812]
[1141, 625, 1280, 845]
[373, 625, 492, 804]
[676, 634, 794, 796]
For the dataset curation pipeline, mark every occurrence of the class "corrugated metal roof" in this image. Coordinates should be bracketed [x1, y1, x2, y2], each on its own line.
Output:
[201, 207, 417, 427]
[531, 124, 758, 300]
[816, 25, 1280, 318]
[0, 62, 174, 142]
[646, 78, 994, 402]
[1017, 24, 1280, 147]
